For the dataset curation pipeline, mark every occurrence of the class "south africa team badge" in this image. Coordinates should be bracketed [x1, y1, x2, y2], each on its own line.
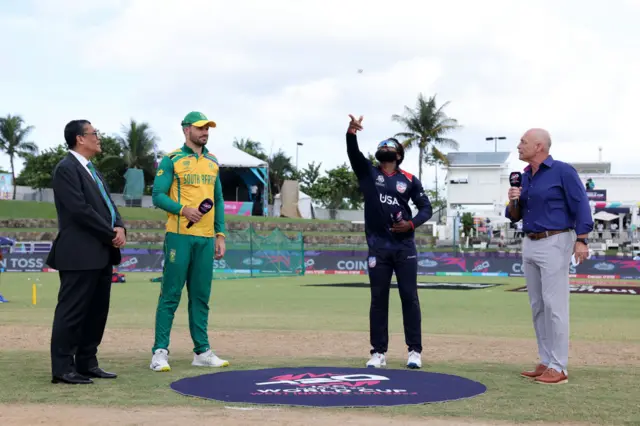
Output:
[396, 181, 407, 193]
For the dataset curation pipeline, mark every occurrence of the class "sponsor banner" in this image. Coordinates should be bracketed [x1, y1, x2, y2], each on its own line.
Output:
[307, 282, 502, 290]
[303, 252, 640, 280]
[224, 201, 253, 216]
[586, 189, 606, 202]
[510, 284, 640, 296]
[0, 173, 14, 200]
[0, 252, 48, 272]
[305, 270, 366, 275]
[0, 249, 305, 275]
[3, 249, 640, 280]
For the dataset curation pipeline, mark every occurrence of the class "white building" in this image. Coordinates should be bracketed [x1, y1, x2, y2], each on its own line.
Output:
[441, 152, 640, 240]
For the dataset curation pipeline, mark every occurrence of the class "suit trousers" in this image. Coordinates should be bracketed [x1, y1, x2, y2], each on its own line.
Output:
[50, 264, 113, 376]
[522, 230, 575, 375]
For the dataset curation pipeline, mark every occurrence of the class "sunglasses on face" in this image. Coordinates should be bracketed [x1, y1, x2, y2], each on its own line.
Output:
[377, 139, 398, 150]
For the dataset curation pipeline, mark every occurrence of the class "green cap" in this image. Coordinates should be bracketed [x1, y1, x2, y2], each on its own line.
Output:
[181, 111, 216, 128]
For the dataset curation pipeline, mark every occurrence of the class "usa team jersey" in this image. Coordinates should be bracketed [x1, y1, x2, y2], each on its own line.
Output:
[346, 132, 433, 250]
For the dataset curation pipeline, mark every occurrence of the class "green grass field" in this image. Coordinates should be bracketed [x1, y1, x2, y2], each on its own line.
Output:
[0, 200, 346, 223]
[0, 272, 639, 425]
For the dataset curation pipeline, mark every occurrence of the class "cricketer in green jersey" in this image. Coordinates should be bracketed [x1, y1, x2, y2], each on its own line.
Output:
[149, 111, 229, 372]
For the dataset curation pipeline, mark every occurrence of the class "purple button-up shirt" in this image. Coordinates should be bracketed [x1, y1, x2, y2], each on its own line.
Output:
[506, 155, 594, 235]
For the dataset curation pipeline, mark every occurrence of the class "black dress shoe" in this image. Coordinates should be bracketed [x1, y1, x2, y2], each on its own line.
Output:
[78, 367, 117, 379]
[52, 372, 93, 384]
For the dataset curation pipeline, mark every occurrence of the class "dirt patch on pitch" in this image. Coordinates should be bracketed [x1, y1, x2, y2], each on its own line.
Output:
[1, 325, 639, 367]
[0, 403, 595, 426]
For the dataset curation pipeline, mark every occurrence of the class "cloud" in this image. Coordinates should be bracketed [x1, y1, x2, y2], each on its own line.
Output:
[2, 0, 640, 190]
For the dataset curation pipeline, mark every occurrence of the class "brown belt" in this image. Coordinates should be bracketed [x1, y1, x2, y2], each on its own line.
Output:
[526, 229, 570, 241]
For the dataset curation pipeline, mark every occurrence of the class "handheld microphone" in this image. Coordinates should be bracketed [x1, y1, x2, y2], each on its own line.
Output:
[186, 198, 213, 229]
[509, 171, 522, 208]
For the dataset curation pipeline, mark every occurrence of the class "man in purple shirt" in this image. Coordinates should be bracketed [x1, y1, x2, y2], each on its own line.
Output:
[506, 128, 592, 385]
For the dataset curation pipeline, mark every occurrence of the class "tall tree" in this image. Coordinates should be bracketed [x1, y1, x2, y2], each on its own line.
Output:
[267, 148, 296, 197]
[94, 135, 126, 192]
[0, 114, 38, 199]
[16, 135, 126, 192]
[15, 145, 67, 190]
[232, 137, 268, 161]
[99, 119, 160, 192]
[312, 163, 363, 216]
[298, 161, 322, 196]
[391, 93, 461, 181]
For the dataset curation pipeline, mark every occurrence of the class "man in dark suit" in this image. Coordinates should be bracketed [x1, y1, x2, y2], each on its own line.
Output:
[47, 119, 127, 384]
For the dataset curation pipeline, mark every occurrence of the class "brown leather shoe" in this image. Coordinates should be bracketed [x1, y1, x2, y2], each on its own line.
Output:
[521, 363, 547, 378]
[535, 368, 568, 384]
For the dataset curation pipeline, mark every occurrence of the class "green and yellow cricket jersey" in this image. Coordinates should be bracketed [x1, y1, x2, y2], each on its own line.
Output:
[151, 144, 226, 238]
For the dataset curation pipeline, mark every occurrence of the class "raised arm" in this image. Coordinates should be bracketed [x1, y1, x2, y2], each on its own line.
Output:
[346, 114, 371, 179]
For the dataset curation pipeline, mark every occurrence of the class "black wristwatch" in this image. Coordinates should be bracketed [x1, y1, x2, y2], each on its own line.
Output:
[576, 238, 589, 245]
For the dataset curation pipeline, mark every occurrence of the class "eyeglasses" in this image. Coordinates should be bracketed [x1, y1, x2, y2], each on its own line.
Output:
[82, 131, 99, 137]
[377, 139, 398, 150]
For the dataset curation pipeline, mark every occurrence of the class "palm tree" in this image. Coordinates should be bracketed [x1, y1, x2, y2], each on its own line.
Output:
[99, 119, 161, 197]
[391, 93, 461, 181]
[267, 149, 296, 197]
[232, 137, 268, 161]
[0, 114, 38, 199]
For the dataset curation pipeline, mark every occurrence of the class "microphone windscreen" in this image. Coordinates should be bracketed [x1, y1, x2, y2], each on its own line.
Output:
[198, 198, 213, 214]
[509, 172, 522, 187]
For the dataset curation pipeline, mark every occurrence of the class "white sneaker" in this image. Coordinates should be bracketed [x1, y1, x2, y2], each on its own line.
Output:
[407, 350, 422, 369]
[150, 349, 171, 372]
[192, 349, 230, 367]
[366, 352, 386, 368]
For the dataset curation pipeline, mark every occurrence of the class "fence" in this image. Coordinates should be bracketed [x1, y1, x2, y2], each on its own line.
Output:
[211, 225, 305, 279]
[0, 225, 305, 280]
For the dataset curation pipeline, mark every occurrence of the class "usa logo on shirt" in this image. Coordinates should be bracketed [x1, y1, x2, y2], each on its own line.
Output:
[396, 181, 407, 193]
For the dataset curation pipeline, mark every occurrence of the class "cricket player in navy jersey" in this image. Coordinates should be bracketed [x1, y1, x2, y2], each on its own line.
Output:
[345, 114, 433, 369]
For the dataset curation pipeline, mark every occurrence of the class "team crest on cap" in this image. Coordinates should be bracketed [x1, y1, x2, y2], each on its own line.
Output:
[396, 181, 407, 193]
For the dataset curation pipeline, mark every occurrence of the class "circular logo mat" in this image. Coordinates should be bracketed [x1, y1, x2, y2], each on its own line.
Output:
[170, 367, 487, 407]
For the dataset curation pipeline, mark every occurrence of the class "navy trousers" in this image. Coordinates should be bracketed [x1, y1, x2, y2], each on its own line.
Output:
[367, 246, 422, 354]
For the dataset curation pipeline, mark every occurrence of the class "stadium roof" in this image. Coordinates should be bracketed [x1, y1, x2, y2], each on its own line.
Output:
[445, 152, 511, 167]
[570, 162, 611, 174]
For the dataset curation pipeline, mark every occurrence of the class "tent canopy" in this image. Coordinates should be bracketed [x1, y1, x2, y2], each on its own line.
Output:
[209, 144, 268, 168]
[208, 144, 269, 216]
[593, 210, 619, 221]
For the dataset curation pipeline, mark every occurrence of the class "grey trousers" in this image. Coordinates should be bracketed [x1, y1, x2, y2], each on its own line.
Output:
[522, 230, 575, 375]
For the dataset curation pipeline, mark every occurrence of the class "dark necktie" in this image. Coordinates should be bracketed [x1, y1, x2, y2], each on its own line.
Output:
[87, 162, 115, 228]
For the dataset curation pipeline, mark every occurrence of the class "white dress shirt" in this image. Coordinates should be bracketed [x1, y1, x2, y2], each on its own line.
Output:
[69, 149, 95, 182]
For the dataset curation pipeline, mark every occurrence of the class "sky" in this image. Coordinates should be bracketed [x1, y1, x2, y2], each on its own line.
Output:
[2, 0, 640, 195]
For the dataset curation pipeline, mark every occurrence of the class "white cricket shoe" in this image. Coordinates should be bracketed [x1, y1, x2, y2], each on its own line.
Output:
[407, 350, 422, 369]
[366, 352, 386, 368]
[192, 349, 230, 368]
[150, 349, 171, 372]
